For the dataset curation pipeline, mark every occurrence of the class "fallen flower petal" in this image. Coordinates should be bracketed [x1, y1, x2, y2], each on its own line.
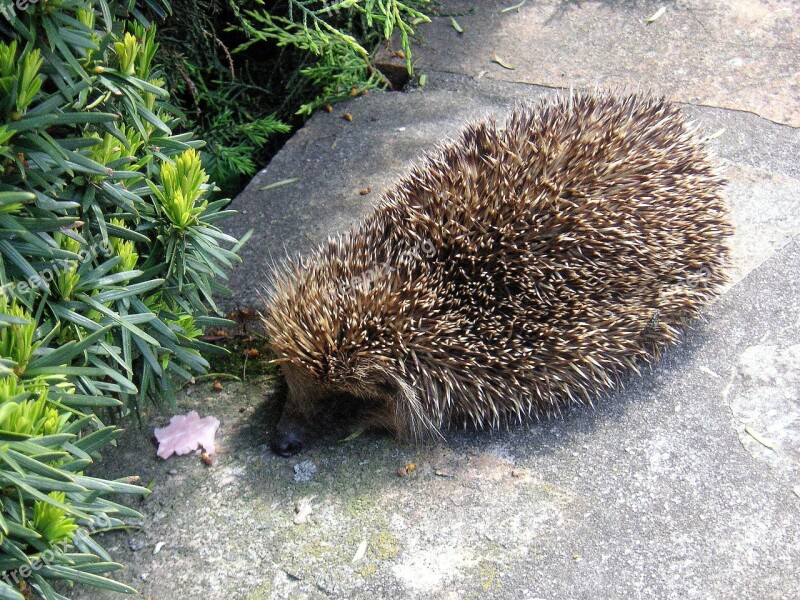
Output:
[154, 411, 220, 459]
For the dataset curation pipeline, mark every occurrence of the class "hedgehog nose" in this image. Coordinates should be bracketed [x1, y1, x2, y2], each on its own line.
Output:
[271, 432, 303, 457]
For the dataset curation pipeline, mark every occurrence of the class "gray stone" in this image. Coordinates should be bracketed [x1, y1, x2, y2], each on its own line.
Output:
[293, 460, 318, 483]
[127, 536, 146, 552]
[71, 235, 800, 600]
[410, 0, 800, 127]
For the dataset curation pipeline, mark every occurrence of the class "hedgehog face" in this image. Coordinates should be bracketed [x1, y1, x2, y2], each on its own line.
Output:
[271, 359, 417, 456]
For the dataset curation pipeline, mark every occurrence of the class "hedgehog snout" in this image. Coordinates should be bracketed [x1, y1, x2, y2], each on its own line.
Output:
[271, 425, 304, 457]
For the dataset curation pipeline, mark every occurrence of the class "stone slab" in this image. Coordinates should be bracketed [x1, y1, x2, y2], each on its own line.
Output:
[73, 232, 800, 600]
[410, 0, 800, 126]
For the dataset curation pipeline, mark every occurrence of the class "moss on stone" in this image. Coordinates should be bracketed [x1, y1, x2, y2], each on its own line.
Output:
[371, 531, 400, 560]
[245, 580, 272, 600]
[356, 563, 378, 577]
[478, 560, 501, 591]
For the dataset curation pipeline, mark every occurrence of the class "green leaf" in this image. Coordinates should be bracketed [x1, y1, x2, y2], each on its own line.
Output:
[105, 223, 150, 244]
[73, 475, 147, 494]
[87, 270, 144, 288]
[91, 280, 163, 303]
[16, 435, 74, 448]
[1, 537, 32, 567]
[28, 575, 61, 600]
[38, 564, 137, 594]
[0, 313, 31, 326]
[7, 472, 86, 493]
[0, 580, 24, 600]
[57, 394, 122, 408]
[0, 240, 45, 290]
[48, 304, 104, 332]
[27, 325, 114, 369]
[0, 471, 90, 518]
[6, 521, 42, 542]
[0, 449, 76, 483]
[72, 427, 121, 455]
[7, 112, 118, 132]
[75, 293, 160, 347]
[0, 191, 35, 205]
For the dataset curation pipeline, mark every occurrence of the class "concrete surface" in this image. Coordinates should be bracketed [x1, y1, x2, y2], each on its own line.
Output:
[74, 236, 800, 600]
[71, 1, 800, 598]
[411, 0, 800, 127]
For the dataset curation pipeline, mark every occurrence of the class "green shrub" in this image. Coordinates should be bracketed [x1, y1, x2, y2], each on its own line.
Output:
[235, 0, 430, 115]
[157, 0, 430, 191]
[0, 0, 244, 596]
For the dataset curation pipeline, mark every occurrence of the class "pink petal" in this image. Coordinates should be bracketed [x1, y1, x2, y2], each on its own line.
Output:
[154, 411, 220, 460]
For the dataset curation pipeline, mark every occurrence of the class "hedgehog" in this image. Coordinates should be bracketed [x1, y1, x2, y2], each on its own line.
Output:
[263, 90, 731, 456]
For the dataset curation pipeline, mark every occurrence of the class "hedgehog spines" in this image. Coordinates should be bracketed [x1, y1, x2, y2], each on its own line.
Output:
[264, 90, 731, 448]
